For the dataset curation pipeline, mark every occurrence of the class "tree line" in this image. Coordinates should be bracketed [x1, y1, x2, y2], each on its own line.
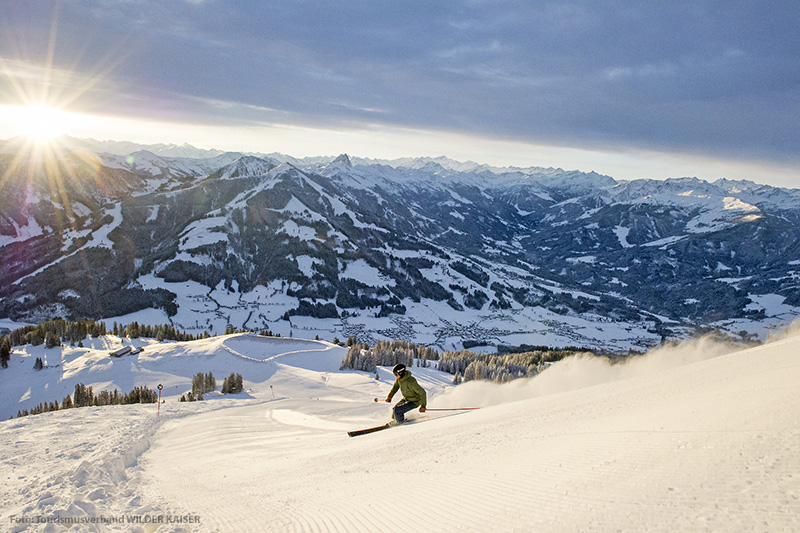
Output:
[0, 319, 207, 368]
[110, 321, 207, 342]
[341, 339, 586, 383]
[14, 383, 158, 419]
[2, 319, 108, 355]
[340, 339, 438, 373]
[437, 349, 581, 383]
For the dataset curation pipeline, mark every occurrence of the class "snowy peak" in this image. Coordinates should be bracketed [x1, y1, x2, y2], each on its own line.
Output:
[331, 153, 353, 168]
[218, 156, 277, 179]
[527, 169, 616, 198]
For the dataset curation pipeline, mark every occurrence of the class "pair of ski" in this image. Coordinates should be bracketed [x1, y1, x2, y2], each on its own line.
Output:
[347, 420, 404, 437]
[347, 399, 480, 437]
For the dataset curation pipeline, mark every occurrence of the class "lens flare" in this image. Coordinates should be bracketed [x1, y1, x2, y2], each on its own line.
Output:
[14, 104, 72, 142]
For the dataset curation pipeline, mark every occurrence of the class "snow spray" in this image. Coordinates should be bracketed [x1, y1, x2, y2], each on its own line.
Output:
[433, 335, 740, 409]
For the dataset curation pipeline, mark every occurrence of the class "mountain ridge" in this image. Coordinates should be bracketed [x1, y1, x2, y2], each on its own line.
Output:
[1, 137, 798, 351]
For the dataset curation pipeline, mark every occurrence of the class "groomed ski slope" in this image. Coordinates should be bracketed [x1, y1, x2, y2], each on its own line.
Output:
[2, 332, 799, 532]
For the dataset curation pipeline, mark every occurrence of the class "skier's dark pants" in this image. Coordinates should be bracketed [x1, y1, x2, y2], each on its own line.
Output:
[393, 399, 418, 423]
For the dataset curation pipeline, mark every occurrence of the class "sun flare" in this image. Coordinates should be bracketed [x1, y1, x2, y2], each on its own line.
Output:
[10, 104, 74, 143]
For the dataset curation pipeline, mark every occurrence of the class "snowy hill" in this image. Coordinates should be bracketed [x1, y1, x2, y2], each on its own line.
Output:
[1, 330, 798, 531]
[2, 140, 800, 352]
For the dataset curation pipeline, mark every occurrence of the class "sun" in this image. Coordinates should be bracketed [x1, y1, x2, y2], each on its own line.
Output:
[12, 104, 73, 143]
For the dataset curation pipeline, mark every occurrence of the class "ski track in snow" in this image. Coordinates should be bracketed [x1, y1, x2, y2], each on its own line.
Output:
[1, 333, 799, 531]
[139, 336, 798, 532]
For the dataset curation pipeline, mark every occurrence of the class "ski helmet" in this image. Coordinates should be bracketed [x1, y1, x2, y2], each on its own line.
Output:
[392, 363, 406, 376]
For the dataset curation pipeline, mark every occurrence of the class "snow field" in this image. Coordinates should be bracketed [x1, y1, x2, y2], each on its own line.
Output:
[141, 334, 798, 532]
[3, 404, 173, 532]
[1, 332, 798, 531]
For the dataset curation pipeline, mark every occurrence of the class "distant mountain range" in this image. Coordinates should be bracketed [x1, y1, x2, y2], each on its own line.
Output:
[1, 136, 798, 351]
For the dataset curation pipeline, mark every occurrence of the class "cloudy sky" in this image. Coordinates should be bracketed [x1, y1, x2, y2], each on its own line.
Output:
[1, 1, 799, 186]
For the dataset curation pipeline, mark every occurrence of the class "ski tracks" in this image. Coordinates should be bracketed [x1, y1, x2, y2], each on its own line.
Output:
[138, 402, 572, 532]
[138, 341, 800, 532]
[140, 399, 800, 532]
[1, 405, 170, 533]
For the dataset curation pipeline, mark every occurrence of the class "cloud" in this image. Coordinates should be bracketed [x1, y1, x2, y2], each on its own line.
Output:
[2, 1, 799, 179]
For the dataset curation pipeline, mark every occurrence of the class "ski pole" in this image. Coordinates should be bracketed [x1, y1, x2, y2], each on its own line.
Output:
[373, 398, 479, 410]
[424, 407, 480, 411]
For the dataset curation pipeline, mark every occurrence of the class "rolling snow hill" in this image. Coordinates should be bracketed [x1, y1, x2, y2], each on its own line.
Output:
[1, 330, 798, 531]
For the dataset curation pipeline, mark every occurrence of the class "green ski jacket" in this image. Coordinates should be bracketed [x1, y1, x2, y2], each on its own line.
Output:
[388, 370, 427, 408]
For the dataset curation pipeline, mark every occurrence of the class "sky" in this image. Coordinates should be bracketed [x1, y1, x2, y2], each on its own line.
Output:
[1, 0, 799, 187]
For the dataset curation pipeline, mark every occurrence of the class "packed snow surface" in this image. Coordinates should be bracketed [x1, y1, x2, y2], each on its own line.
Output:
[1, 331, 798, 532]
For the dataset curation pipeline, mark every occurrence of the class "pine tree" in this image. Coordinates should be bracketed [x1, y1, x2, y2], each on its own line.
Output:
[74, 384, 87, 407]
[62, 395, 73, 409]
[221, 373, 244, 394]
[45, 333, 60, 349]
[0, 338, 11, 368]
[33, 357, 44, 370]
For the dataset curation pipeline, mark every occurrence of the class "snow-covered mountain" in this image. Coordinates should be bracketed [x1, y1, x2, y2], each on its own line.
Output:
[1, 139, 799, 351]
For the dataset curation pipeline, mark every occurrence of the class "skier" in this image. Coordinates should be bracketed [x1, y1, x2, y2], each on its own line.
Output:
[383, 363, 427, 423]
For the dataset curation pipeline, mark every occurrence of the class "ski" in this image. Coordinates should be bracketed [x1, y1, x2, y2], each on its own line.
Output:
[347, 416, 431, 437]
[347, 423, 391, 437]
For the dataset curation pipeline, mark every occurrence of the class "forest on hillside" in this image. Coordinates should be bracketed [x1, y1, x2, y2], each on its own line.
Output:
[340, 338, 593, 383]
